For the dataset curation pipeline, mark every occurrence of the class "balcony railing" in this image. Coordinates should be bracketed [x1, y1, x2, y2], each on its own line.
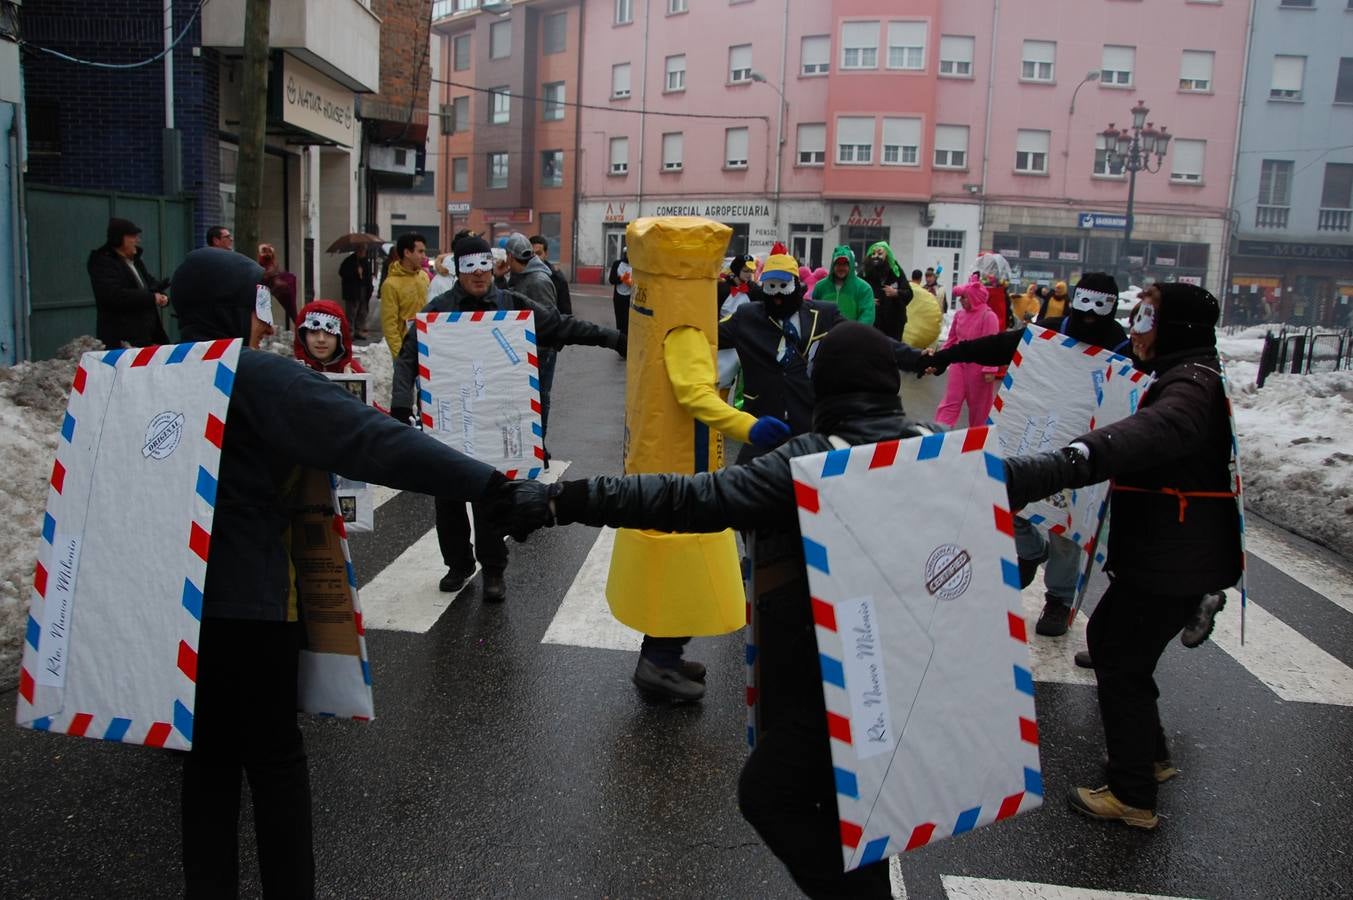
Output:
[1255, 205, 1290, 229]
[1318, 208, 1353, 232]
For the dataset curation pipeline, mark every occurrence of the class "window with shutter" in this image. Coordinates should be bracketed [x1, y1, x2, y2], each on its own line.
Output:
[801, 36, 830, 75]
[1170, 139, 1205, 183]
[609, 137, 629, 175]
[886, 22, 927, 71]
[725, 128, 749, 168]
[841, 21, 880, 70]
[1101, 45, 1134, 87]
[933, 125, 969, 169]
[939, 36, 974, 77]
[882, 117, 921, 166]
[1021, 40, 1055, 82]
[612, 63, 631, 99]
[729, 45, 753, 83]
[1270, 55, 1305, 100]
[662, 132, 684, 171]
[797, 123, 826, 165]
[1015, 130, 1050, 173]
[837, 117, 875, 164]
[1179, 51, 1214, 92]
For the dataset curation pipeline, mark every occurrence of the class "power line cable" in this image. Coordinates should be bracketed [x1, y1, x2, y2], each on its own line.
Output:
[19, 0, 210, 70]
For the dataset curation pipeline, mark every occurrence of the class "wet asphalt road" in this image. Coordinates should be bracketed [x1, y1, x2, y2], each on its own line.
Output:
[0, 293, 1350, 899]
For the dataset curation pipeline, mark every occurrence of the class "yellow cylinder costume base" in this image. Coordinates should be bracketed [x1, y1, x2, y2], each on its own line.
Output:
[606, 528, 745, 637]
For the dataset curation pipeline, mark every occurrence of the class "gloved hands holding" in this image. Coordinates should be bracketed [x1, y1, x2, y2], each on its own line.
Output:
[389, 406, 414, 426]
[922, 348, 953, 376]
[483, 475, 554, 542]
[748, 416, 791, 450]
[1003, 445, 1092, 510]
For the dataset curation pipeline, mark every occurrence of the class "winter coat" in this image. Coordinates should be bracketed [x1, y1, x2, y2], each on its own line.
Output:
[508, 255, 559, 311]
[811, 245, 876, 325]
[380, 260, 431, 358]
[86, 246, 169, 348]
[206, 350, 499, 621]
[1038, 285, 1069, 322]
[565, 393, 930, 734]
[548, 264, 573, 315]
[293, 299, 365, 374]
[902, 284, 942, 349]
[863, 254, 911, 341]
[338, 253, 373, 307]
[1074, 348, 1242, 595]
[391, 281, 623, 410]
[717, 299, 844, 436]
[1012, 289, 1041, 324]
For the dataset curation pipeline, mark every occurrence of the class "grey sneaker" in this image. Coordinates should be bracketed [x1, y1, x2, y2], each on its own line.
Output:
[633, 657, 705, 701]
[1181, 591, 1227, 648]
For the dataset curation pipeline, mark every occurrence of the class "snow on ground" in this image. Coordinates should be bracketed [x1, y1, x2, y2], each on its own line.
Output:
[1219, 330, 1353, 560]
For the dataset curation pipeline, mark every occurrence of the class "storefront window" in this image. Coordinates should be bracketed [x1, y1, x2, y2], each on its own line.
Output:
[725, 223, 751, 257]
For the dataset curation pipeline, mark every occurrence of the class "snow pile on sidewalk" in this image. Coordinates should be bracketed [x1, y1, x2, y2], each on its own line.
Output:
[0, 335, 396, 680]
[0, 338, 102, 679]
[1219, 328, 1353, 557]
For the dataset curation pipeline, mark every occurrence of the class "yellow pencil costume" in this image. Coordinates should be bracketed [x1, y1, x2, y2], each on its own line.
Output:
[606, 217, 757, 637]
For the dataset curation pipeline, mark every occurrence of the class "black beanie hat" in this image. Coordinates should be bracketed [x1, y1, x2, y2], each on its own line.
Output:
[1153, 283, 1219, 357]
[452, 233, 492, 268]
[811, 321, 901, 400]
[1070, 272, 1120, 318]
[104, 217, 141, 249]
[171, 247, 265, 342]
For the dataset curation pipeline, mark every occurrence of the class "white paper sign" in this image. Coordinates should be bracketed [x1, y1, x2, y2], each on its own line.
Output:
[416, 310, 544, 479]
[792, 427, 1042, 871]
[16, 340, 241, 750]
[254, 285, 274, 326]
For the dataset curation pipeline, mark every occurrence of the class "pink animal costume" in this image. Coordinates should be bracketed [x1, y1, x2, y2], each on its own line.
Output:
[934, 278, 1000, 427]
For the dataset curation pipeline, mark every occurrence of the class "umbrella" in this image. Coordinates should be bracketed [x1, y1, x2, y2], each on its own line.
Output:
[326, 232, 384, 254]
[971, 251, 1012, 284]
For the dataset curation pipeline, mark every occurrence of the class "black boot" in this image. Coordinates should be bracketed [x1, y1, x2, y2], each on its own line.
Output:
[1035, 598, 1071, 637]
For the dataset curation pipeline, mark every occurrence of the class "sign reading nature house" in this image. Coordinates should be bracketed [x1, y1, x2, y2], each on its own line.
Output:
[277, 55, 356, 147]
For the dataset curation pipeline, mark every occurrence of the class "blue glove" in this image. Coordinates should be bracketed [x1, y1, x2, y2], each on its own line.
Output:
[748, 416, 791, 449]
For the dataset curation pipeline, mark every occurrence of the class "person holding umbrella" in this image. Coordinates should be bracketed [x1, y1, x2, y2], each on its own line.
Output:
[330, 233, 382, 340]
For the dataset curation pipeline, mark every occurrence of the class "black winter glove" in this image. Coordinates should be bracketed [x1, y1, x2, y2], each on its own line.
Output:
[548, 479, 591, 526]
[1003, 447, 1091, 511]
[483, 477, 554, 542]
[389, 406, 414, 426]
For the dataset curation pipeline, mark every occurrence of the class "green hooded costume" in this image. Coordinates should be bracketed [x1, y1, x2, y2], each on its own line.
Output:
[811, 244, 876, 325]
[866, 240, 902, 279]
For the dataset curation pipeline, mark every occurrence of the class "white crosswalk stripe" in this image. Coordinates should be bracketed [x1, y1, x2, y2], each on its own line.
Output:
[539, 527, 643, 651]
[1211, 593, 1353, 706]
[939, 875, 1201, 899]
[1244, 515, 1353, 616]
[360, 462, 570, 633]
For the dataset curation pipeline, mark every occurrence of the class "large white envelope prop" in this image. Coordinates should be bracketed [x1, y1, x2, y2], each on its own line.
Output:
[324, 372, 376, 533]
[792, 427, 1042, 871]
[989, 326, 1141, 569]
[416, 310, 544, 479]
[15, 340, 241, 749]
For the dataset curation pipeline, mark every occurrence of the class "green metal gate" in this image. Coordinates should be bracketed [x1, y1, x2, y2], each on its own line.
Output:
[26, 185, 194, 359]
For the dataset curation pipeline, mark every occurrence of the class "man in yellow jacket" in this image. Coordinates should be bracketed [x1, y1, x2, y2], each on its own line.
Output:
[903, 268, 943, 348]
[609, 217, 789, 702]
[380, 233, 430, 358]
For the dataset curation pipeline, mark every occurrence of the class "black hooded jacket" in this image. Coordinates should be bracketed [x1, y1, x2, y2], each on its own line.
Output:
[560, 394, 930, 732]
[1073, 347, 1241, 595]
[87, 246, 170, 348]
[169, 249, 500, 621]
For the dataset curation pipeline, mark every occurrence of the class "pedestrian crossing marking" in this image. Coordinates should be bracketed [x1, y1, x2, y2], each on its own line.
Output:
[361, 463, 570, 633]
[540, 527, 643, 651]
[1244, 516, 1353, 616]
[940, 875, 1202, 899]
[1212, 594, 1353, 707]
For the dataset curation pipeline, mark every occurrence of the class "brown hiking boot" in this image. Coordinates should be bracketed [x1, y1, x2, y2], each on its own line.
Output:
[1068, 785, 1159, 830]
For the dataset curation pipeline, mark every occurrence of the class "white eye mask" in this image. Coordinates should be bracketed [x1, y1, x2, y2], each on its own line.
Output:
[1132, 302, 1157, 334]
[301, 311, 343, 336]
[1071, 287, 1117, 317]
[760, 279, 797, 296]
[457, 252, 495, 273]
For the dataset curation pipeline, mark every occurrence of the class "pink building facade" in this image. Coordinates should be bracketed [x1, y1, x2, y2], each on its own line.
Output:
[575, 0, 1250, 296]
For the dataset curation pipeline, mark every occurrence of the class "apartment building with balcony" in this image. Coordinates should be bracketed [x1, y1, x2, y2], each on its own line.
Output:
[1228, 0, 1353, 326]
[433, 0, 581, 274]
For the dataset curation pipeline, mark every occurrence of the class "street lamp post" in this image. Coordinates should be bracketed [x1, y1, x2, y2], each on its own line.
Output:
[1099, 101, 1171, 289]
[750, 71, 787, 231]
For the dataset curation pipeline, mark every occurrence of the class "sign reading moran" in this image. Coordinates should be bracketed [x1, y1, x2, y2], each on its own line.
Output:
[274, 55, 356, 147]
[1236, 239, 1352, 262]
[652, 203, 771, 218]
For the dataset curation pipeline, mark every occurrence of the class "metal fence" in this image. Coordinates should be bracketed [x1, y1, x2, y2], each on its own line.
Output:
[1256, 327, 1353, 387]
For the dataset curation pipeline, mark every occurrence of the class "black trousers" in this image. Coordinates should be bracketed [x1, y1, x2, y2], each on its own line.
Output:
[639, 634, 690, 667]
[612, 292, 630, 335]
[738, 715, 892, 899]
[435, 498, 507, 570]
[1086, 579, 1201, 810]
[182, 619, 313, 899]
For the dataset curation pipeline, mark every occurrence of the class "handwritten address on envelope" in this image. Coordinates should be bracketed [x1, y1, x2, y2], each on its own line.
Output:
[838, 595, 895, 760]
